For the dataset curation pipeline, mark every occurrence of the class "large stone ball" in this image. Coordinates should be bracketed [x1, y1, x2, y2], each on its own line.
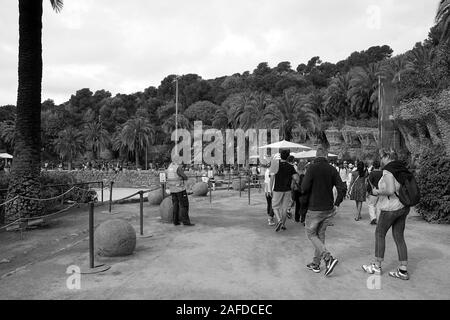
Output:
[192, 182, 209, 196]
[94, 219, 136, 257]
[232, 178, 247, 191]
[148, 189, 164, 205]
[159, 196, 173, 223]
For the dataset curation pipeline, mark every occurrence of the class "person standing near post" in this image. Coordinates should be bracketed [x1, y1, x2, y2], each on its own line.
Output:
[269, 150, 299, 232]
[367, 160, 383, 225]
[301, 146, 347, 276]
[166, 161, 195, 227]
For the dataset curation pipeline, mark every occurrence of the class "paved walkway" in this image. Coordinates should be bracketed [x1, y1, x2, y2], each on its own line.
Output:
[0, 190, 449, 299]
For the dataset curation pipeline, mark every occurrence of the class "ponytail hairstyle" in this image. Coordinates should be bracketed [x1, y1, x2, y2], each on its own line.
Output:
[379, 148, 398, 161]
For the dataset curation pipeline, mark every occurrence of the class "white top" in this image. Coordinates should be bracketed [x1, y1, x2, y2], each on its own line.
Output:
[264, 168, 274, 192]
[377, 170, 404, 211]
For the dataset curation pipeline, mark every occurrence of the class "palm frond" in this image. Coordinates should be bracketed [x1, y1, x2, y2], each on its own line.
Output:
[50, 0, 64, 13]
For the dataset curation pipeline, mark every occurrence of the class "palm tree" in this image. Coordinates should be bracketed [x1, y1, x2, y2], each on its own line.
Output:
[324, 73, 351, 119]
[113, 117, 155, 169]
[53, 127, 85, 171]
[436, 0, 450, 42]
[263, 89, 318, 141]
[161, 114, 190, 135]
[348, 63, 383, 117]
[235, 92, 272, 130]
[222, 92, 253, 129]
[5, 0, 63, 223]
[83, 121, 110, 159]
[0, 120, 16, 149]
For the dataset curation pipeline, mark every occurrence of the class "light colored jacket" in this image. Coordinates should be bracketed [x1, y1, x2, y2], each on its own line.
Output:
[165, 163, 186, 193]
[377, 170, 404, 211]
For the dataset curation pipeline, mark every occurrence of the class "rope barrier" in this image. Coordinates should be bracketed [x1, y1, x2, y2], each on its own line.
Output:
[0, 196, 20, 208]
[19, 187, 77, 202]
[0, 217, 22, 231]
[21, 203, 79, 222]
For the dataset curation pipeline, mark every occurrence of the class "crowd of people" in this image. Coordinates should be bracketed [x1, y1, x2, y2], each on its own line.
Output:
[263, 146, 419, 280]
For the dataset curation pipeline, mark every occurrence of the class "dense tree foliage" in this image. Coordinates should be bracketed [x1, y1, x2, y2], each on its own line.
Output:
[1, 21, 449, 167]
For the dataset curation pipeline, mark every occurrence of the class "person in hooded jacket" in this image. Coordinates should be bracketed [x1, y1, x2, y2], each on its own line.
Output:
[362, 149, 412, 281]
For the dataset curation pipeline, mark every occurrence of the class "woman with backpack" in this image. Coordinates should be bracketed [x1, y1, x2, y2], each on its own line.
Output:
[362, 149, 416, 281]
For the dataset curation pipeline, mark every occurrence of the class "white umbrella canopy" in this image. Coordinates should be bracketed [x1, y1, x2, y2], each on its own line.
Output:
[291, 150, 338, 159]
[259, 140, 311, 150]
[0, 153, 13, 159]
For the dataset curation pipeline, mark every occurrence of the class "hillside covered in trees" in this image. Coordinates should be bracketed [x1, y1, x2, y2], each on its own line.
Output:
[1, 24, 449, 167]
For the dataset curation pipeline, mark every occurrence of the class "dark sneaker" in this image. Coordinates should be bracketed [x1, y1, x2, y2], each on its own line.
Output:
[370, 219, 377, 225]
[183, 223, 195, 226]
[324, 256, 339, 277]
[174, 222, 180, 226]
[275, 221, 283, 232]
[281, 225, 287, 231]
[307, 263, 321, 273]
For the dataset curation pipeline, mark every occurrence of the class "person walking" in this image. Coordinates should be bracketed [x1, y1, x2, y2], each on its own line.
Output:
[269, 150, 299, 232]
[367, 160, 383, 225]
[165, 161, 195, 227]
[264, 163, 275, 226]
[349, 161, 368, 221]
[362, 149, 415, 280]
[301, 146, 347, 276]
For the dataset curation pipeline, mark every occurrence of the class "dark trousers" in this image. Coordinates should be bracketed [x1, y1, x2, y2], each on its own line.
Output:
[172, 190, 191, 225]
[292, 190, 307, 223]
[265, 193, 274, 218]
[375, 207, 410, 263]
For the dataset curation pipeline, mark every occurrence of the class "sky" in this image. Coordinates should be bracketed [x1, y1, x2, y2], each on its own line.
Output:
[0, 0, 438, 106]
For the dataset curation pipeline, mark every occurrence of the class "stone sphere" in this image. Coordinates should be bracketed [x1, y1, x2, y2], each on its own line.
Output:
[232, 178, 247, 191]
[94, 219, 136, 257]
[159, 196, 173, 223]
[148, 189, 164, 205]
[192, 182, 209, 196]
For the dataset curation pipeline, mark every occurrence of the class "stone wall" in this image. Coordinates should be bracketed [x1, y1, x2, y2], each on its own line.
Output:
[324, 126, 379, 160]
[394, 90, 450, 162]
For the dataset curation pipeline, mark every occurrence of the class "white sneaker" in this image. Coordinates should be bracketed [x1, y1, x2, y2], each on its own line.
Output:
[268, 218, 275, 226]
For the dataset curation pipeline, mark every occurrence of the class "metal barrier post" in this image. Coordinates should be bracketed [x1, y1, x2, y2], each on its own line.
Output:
[228, 171, 231, 190]
[140, 191, 144, 236]
[109, 181, 114, 213]
[248, 174, 251, 205]
[209, 182, 212, 204]
[89, 202, 94, 269]
[239, 175, 242, 198]
[101, 181, 104, 203]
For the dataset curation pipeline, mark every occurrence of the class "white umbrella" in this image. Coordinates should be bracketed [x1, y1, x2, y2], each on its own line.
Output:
[292, 150, 338, 159]
[259, 140, 311, 150]
[0, 153, 13, 159]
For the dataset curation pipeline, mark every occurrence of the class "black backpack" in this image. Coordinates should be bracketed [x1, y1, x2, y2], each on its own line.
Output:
[396, 173, 420, 207]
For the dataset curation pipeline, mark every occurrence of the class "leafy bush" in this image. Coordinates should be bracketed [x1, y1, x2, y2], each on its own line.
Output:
[416, 146, 450, 224]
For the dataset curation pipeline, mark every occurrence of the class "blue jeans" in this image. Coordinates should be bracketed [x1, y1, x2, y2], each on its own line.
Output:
[305, 209, 337, 265]
[375, 207, 410, 264]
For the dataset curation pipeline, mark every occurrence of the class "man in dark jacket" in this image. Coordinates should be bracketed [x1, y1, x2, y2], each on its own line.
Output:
[301, 146, 347, 277]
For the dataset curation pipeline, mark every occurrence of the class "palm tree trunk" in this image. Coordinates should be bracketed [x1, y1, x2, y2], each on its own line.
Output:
[5, 0, 43, 224]
[135, 148, 139, 169]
